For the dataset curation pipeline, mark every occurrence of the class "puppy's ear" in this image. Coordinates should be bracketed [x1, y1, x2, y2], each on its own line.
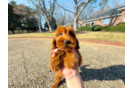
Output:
[52, 38, 56, 50]
[75, 39, 80, 49]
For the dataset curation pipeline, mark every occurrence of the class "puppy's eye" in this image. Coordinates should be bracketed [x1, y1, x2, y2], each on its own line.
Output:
[59, 33, 62, 36]
[69, 32, 73, 36]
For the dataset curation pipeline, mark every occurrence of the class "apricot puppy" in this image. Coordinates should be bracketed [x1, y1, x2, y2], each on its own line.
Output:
[50, 26, 82, 88]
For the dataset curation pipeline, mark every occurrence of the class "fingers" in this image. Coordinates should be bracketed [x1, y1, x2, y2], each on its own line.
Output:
[71, 48, 75, 53]
[71, 48, 79, 59]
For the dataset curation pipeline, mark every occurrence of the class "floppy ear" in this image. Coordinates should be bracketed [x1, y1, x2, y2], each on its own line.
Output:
[75, 39, 80, 49]
[51, 38, 57, 50]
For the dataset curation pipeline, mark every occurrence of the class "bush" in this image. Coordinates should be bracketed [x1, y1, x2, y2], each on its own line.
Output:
[116, 24, 125, 32]
[47, 31, 50, 33]
[101, 23, 125, 32]
[78, 26, 91, 31]
[14, 30, 23, 34]
[78, 22, 125, 32]
[92, 25, 102, 31]
[101, 26, 114, 31]
[117, 22, 125, 26]
[22, 30, 27, 33]
[75, 30, 80, 33]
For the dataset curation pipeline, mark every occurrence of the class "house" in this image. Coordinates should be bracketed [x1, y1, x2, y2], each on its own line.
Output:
[64, 5, 125, 27]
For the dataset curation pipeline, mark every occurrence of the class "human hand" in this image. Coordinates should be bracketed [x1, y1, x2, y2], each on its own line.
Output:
[60, 48, 79, 79]
[52, 48, 79, 79]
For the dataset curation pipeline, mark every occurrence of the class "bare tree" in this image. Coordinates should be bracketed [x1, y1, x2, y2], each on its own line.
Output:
[55, 0, 93, 30]
[34, 7, 42, 32]
[112, 0, 124, 9]
[79, 3, 94, 20]
[55, 4, 69, 26]
[67, 12, 73, 23]
[28, 0, 56, 32]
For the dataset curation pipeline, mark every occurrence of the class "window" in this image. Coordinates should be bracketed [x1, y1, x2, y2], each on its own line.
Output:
[103, 18, 110, 24]
[78, 24, 81, 28]
[86, 22, 90, 26]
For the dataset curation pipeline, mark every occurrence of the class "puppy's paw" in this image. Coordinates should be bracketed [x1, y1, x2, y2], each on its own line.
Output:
[64, 53, 77, 69]
[52, 83, 58, 88]
[50, 64, 60, 71]
[50, 59, 62, 71]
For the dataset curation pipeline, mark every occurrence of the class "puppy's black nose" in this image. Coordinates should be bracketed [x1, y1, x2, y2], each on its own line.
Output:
[64, 40, 71, 45]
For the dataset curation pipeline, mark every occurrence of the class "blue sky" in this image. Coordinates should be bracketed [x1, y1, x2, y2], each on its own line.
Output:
[8, 0, 125, 12]
[8, 0, 124, 27]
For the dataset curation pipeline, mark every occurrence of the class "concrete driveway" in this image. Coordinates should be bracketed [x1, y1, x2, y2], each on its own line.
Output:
[8, 38, 125, 88]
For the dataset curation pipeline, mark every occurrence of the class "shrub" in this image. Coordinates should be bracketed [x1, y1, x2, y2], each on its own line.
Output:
[117, 22, 125, 26]
[78, 26, 91, 31]
[78, 22, 125, 32]
[116, 25, 125, 32]
[101, 23, 125, 32]
[75, 30, 80, 33]
[14, 30, 23, 34]
[22, 30, 27, 33]
[92, 25, 102, 31]
[47, 31, 50, 33]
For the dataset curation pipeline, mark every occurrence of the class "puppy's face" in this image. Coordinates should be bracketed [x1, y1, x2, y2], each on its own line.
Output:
[52, 26, 79, 51]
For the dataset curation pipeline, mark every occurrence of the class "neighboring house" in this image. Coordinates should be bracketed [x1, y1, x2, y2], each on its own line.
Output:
[64, 22, 74, 27]
[64, 5, 125, 27]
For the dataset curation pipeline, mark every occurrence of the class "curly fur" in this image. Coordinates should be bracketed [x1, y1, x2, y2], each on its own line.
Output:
[50, 26, 82, 88]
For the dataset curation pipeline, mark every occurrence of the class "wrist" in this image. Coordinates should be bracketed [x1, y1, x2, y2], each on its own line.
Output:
[65, 70, 79, 80]
[66, 71, 84, 88]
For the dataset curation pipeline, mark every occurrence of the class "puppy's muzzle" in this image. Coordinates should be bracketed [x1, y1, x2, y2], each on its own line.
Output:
[64, 40, 71, 45]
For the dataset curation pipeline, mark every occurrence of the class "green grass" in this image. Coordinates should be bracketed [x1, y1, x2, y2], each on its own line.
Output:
[8, 31, 125, 42]
[8, 33, 55, 37]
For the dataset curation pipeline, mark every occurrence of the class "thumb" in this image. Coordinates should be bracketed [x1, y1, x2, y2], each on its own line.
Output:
[71, 48, 75, 53]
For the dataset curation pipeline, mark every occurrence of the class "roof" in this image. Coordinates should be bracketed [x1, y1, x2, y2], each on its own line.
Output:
[81, 5, 125, 23]
[117, 5, 125, 11]
[64, 5, 125, 26]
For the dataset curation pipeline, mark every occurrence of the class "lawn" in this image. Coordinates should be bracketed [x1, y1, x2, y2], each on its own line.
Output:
[76, 31, 125, 42]
[8, 31, 125, 42]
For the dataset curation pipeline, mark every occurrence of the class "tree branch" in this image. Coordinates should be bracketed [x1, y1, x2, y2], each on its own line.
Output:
[55, 0, 75, 14]
[78, 2, 86, 8]
[78, 0, 81, 3]
[76, 0, 92, 18]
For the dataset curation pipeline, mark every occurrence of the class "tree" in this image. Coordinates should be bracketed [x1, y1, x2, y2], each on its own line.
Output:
[32, 7, 42, 32]
[79, 3, 94, 20]
[67, 12, 73, 23]
[25, 18, 39, 32]
[55, 3, 73, 26]
[15, 4, 42, 32]
[99, 0, 109, 11]
[44, 15, 57, 30]
[8, 4, 23, 34]
[55, 0, 97, 30]
[9, 0, 17, 8]
[28, 0, 57, 32]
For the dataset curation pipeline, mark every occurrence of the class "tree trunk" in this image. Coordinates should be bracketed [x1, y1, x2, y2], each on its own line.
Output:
[28, 30, 29, 33]
[38, 22, 41, 32]
[74, 1, 78, 30]
[43, 13, 52, 32]
[51, 17, 54, 31]
[48, 25, 52, 32]
[35, 15, 41, 32]
[11, 29, 15, 34]
[74, 17, 78, 30]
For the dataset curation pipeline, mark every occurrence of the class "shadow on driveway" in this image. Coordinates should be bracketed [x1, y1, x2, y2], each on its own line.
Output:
[80, 65, 125, 83]
[59, 65, 125, 86]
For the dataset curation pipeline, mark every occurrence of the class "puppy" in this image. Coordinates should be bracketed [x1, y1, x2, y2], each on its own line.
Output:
[50, 26, 82, 88]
